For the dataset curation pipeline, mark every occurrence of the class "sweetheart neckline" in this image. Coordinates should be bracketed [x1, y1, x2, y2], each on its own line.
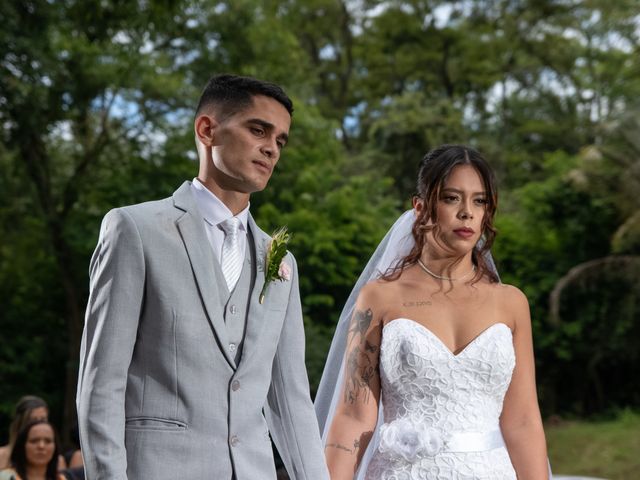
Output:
[383, 318, 512, 358]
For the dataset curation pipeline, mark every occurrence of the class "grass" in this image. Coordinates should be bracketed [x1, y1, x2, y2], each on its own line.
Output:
[546, 409, 640, 479]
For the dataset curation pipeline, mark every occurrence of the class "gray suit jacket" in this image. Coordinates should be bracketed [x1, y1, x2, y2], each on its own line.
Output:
[76, 181, 329, 480]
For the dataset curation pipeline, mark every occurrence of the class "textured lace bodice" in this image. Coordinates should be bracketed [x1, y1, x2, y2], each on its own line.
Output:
[364, 318, 517, 479]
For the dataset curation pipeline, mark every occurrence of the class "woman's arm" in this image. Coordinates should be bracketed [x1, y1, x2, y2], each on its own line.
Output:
[499, 285, 549, 479]
[325, 283, 384, 479]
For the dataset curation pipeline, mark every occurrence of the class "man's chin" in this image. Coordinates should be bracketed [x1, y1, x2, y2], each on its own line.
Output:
[220, 176, 269, 194]
[238, 183, 268, 195]
[246, 176, 271, 193]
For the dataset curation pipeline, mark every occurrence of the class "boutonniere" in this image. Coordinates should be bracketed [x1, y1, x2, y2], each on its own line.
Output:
[259, 227, 291, 304]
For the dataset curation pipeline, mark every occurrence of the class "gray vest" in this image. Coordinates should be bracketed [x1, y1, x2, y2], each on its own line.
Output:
[213, 230, 256, 365]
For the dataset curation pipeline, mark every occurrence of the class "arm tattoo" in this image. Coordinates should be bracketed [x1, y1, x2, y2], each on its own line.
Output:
[365, 340, 378, 353]
[348, 308, 373, 345]
[344, 308, 380, 405]
[325, 442, 354, 454]
[325, 438, 362, 455]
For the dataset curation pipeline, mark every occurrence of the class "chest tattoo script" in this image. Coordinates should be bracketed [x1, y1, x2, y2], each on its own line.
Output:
[344, 308, 379, 405]
[402, 300, 432, 307]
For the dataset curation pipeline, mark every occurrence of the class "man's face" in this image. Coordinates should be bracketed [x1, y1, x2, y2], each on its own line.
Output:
[208, 95, 291, 194]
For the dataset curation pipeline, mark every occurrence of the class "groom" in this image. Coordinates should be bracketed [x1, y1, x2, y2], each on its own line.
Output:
[76, 74, 329, 480]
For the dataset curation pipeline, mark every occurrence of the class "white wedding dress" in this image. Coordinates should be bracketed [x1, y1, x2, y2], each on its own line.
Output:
[364, 318, 517, 480]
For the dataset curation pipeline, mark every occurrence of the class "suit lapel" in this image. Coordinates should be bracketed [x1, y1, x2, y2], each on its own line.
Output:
[238, 215, 271, 367]
[172, 182, 236, 369]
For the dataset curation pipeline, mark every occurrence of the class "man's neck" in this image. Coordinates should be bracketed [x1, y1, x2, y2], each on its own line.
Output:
[196, 177, 250, 215]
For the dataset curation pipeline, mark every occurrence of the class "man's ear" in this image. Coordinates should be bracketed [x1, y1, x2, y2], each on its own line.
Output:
[194, 114, 217, 147]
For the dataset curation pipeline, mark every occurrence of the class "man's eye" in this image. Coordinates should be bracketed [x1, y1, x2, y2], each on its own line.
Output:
[251, 127, 264, 136]
[277, 141, 285, 150]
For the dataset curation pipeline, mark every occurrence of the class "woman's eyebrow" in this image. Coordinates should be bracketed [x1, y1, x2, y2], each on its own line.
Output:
[441, 187, 486, 195]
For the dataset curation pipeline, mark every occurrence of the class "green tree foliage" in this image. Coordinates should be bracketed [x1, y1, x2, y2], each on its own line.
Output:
[253, 103, 398, 386]
[0, 0, 397, 433]
[0, 0, 196, 433]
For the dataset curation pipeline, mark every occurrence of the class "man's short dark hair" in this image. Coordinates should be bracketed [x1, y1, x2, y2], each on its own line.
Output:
[195, 74, 293, 121]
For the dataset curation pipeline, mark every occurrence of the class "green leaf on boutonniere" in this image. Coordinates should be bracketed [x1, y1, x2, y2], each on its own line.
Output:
[259, 227, 291, 304]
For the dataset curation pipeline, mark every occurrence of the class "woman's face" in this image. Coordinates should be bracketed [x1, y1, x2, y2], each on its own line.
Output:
[419, 164, 487, 257]
[25, 423, 55, 468]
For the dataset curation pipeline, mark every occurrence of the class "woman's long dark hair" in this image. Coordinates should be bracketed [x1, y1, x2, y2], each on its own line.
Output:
[382, 144, 499, 284]
[10, 419, 59, 480]
[8, 396, 48, 447]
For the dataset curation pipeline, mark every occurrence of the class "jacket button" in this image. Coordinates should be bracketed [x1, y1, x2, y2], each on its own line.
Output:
[231, 380, 240, 391]
[230, 435, 239, 447]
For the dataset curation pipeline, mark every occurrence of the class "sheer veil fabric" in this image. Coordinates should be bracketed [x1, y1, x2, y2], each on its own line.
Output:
[314, 209, 503, 479]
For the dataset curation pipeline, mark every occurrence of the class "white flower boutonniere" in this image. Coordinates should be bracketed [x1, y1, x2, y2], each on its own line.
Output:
[259, 227, 291, 304]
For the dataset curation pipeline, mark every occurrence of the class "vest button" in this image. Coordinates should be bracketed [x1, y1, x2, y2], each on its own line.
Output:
[230, 435, 239, 447]
[231, 380, 240, 391]
[229, 304, 238, 314]
[229, 343, 236, 352]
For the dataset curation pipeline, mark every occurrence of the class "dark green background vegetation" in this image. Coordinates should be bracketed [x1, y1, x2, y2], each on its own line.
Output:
[1, 0, 639, 446]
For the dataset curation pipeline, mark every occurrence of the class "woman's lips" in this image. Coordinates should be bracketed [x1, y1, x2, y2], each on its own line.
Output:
[453, 228, 475, 239]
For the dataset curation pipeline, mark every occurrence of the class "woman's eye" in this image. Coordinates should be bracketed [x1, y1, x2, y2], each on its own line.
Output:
[443, 195, 459, 202]
[475, 198, 488, 205]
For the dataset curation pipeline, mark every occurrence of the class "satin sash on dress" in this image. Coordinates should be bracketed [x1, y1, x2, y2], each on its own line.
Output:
[445, 429, 505, 453]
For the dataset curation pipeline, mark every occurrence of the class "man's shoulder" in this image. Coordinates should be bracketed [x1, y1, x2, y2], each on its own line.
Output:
[105, 194, 176, 223]
[97, 195, 178, 239]
[123, 196, 173, 215]
[105, 182, 191, 221]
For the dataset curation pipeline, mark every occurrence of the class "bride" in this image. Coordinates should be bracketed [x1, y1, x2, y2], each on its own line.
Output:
[316, 145, 549, 479]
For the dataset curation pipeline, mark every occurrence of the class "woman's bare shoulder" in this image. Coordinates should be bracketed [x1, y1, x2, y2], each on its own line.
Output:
[490, 283, 531, 327]
[361, 276, 401, 294]
[495, 282, 528, 304]
[356, 278, 401, 317]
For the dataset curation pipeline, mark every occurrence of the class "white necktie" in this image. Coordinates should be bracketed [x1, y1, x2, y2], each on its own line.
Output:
[219, 217, 242, 291]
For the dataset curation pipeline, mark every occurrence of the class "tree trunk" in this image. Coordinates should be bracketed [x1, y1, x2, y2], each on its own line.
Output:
[49, 219, 84, 446]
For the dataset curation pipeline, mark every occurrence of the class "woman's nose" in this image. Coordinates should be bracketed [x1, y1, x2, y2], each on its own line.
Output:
[458, 208, 472, 219]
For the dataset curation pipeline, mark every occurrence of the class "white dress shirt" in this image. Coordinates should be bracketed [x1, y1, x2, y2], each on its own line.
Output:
[190, 178, 250, 265]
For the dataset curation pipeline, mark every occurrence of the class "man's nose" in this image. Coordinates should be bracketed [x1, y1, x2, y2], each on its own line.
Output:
[260, 137, 278, 159]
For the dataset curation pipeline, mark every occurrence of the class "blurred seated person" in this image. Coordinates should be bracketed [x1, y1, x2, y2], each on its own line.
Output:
[60, 467, 84, 480]
[0, 397, 48, 469]
[62, 425, 81, 470]
[0, 420, 65, 480]
[66, 453, 81, 470]
[0, 397, 66, 472]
